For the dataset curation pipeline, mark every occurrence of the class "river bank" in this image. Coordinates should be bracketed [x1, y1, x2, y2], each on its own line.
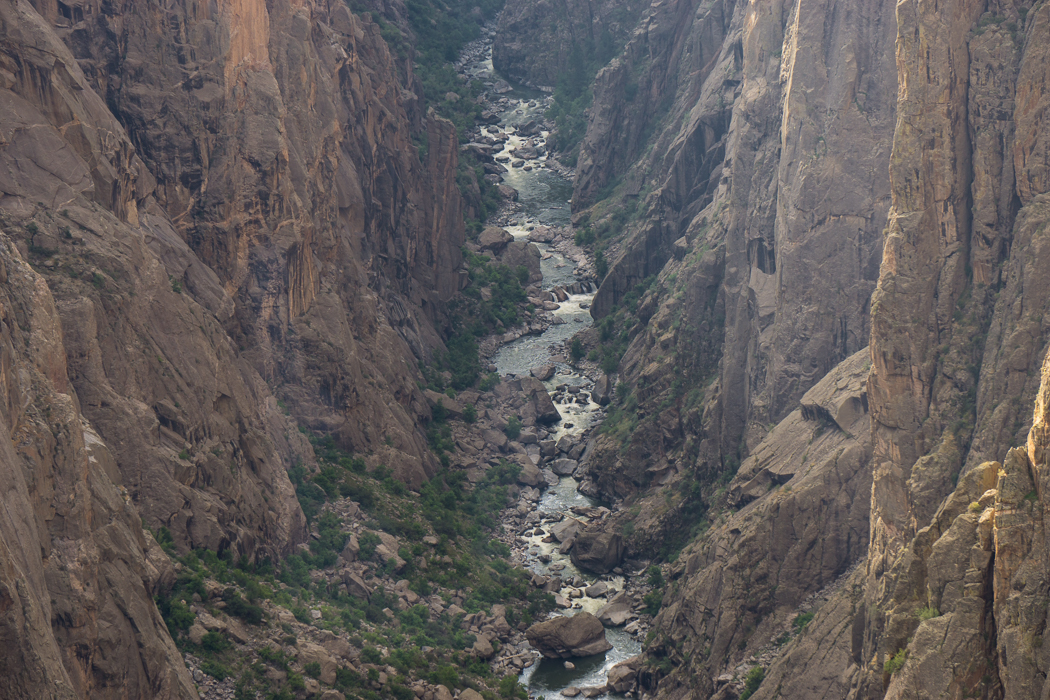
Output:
[453, 25, 652, 700]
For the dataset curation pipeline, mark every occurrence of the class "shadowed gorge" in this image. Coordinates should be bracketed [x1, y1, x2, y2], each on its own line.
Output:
[4, 0, 1050, 699]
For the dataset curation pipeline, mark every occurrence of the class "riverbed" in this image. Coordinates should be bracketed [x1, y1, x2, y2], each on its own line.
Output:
[458, 31, 643, 699]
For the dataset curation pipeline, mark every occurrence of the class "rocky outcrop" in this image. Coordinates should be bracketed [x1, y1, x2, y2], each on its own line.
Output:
[36, 0, 467, 486]
[525, 612, 613, 658]
[1, 0, 307, 559]
[578, 0, 894, 506]
[0, 233, 196, 698]
[0, 0, 475, 692]
[636, 3, 1050, 699]
[645, 349, 872, 699]
[569, 530, 625, 574]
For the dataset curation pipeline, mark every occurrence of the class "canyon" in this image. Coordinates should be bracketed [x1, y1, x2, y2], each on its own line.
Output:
[2, 0, 1050, 699]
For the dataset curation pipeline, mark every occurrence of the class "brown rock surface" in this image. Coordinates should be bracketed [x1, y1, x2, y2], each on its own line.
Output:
[647, 350, 872, 699]
[38, 0, 467, 488]
[569, 531, 625, 574]
[0, 234, 196, 698]
[577, 0, 896, 508]
[526, 612, 614, 658]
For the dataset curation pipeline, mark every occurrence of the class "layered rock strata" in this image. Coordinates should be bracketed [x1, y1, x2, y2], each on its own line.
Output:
[31, 0, 467, 486]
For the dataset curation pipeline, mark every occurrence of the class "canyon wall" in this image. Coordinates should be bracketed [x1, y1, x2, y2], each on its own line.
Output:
[0, 0, 469, 692]
[502, 0, 1050, 697]
[494, 0, 648, 88]
[574, 0, 895, 499]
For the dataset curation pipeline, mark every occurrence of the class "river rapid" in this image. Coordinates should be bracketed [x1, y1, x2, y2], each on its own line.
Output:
[456, 27, 643, 699]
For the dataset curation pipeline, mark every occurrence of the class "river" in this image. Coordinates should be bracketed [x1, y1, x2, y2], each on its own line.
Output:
[459, 30, 643, 699]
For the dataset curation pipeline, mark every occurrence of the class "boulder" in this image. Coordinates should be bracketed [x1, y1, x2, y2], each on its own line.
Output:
[483, 428, 510, 452]
[592, 375, 612, 406]
[424, 390, 466, 420]
[595, 593, 633, 626]
[606, 656, 643, 693]
[570, 532, 625, 574]
[479, 227, 514, 254]
[671, 236, 689, 259]
[525, 612, 613, 658]
[298, 642, 337, 685]
[187, 623, 207, 645]
[532, 364, 556, 381]
[339, 533, 360, 563]
[584, 582, 610, 598]
[517, 462, 544, 487]
[551, 458, 578, 476]
[375, 534, 406, 570]
[342, 571, 372, 599]
[461, 689, 485, 700]
[473, 637, 495, 659]
[520, 377, 561, 424]
[556, 435, 575, 453]
[550, 518, 581, 542]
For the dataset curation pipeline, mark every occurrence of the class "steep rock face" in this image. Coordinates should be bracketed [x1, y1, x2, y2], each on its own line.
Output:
[38, 0, 466, 484]
[747, 3, 1050, 699]
[648, 350, 872, 699]
[579, 0, 895, 502]
[583, 1, 1050, 698]
[0, 232, 196, 699]
[493, 0, 648, 88]
[0, 0, 307, 557]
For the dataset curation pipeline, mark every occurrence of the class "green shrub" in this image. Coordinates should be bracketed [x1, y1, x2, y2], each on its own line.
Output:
[359, 531, 381, 560]
[793, 612, 815, 631]
[200, 631, 231, 653]
[463, 404, 477, 423]
[201, 659, 232, 681]
[222, 588, 265, 625]
[570, 338, 584, 364]
[884, 648, 907, 675]
[504, 416, 522, 440]
[739, 666, 764, 700]
[499, 674, 527, 699]
[917, 606, 940, 621]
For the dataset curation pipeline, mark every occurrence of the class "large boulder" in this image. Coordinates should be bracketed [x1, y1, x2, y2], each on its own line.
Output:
[570, 532, 625, 574]
[518, 461, 544, 487]
[500, 241, 543, 284]
[298, 642, 338, 685]
[525, 612, 613, 658]
[521, 377, 561, 425]
[606, 656, 643, 693]
[551, 458, 578, 476]
[550, 518, 581, 542]
[595, 593, 634, 626]
[479, 227, 514, 254]
[592, 375, 612, 406]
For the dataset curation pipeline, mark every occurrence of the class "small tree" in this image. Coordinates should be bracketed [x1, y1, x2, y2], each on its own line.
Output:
[570, 338, 584, 364]
[504, 416, 522, 440]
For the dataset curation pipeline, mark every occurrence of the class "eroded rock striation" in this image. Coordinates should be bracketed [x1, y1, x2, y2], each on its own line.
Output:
[0, 0, 473, 692]
[498, 0, 1050, 698]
